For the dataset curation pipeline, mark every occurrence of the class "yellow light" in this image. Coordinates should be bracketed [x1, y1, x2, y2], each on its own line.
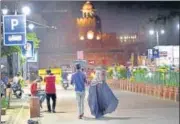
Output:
[80, 36, 84, 40]
[120, 36, 123, 40]
[96, 35, 101, 40]
[87, 30, 94, 40]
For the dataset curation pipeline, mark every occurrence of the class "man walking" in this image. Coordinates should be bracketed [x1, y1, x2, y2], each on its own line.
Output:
[71, 64, 87, 119]
[44, 70, 56, 113]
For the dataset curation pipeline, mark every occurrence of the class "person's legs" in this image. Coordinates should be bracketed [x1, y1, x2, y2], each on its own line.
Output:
[36, 91, 46, 108]
[76, 92, 81, 117]
[37, 91, 46, 104]
[80, 92, 85, 117]
[51, 94, 56, 113]
[46, 94, 51, 112]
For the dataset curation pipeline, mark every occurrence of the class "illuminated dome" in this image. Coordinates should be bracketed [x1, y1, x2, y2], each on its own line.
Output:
[82, 1, 95, 11]
[81, 1, 96, 18]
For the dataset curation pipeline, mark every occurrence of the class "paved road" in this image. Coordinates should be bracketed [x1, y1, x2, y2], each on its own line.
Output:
[37, 86, 179, 124]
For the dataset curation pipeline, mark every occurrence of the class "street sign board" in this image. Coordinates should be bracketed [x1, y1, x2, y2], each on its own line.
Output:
[152, 49, 159, 58]
[28, 50, 38, 62]
[22, 41, 34, 58]
[3, 15, 26, 46]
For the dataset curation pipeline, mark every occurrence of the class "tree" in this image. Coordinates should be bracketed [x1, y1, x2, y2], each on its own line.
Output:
[27, 32, 40, 48]
[1, 32, 40, 77]
[1, 41, 21, 76]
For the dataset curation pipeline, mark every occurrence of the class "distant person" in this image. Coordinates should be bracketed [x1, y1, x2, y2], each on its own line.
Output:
[71, 64, 87, 119]
[0, 75, 6, 97]
[126, 67, 131, 79]
[82, 68, 87, 77]
[62, 70, 68, 81]
[13, 74, 19, 84]
[44, 70, 56, 113]
[1, 73, 8, 86]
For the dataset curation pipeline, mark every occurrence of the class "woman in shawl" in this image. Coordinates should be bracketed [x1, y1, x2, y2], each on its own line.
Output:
[88, 66, 119, 119]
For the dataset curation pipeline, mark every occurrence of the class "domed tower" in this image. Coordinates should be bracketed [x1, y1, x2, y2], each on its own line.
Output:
[81, 1, 95, 18]
[76, 1, 102, 48]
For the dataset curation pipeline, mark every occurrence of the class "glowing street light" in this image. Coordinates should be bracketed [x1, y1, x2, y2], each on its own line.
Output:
[2, 8, 8, 15]
[22, 6, 31, 15]
[96, 35, 101, 40]
[149, 30, 155, 35]
[177, 24, 179, 29]
[80, 36, 84, 40]
[160, 29, 165, 34]
[28, 23, 34, 30]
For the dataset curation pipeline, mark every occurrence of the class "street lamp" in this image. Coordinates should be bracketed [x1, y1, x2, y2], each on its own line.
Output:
[149, 29, 165, 66]
[149, 29, 155, 35]
[177, 24, 179, 29]
[160, 29, 165, 34]
[28, 23, 34, 30]
[149, 29, 165, 46]
[22, 6, 31, 15]
[2, 8, 8, 15]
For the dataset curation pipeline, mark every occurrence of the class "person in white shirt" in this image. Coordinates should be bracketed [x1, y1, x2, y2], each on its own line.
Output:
[13, 73, 20, 84]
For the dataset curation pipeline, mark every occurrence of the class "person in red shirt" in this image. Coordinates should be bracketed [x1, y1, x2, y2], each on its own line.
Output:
[44, 70, 56, 113]
[30, 77, 46, 108]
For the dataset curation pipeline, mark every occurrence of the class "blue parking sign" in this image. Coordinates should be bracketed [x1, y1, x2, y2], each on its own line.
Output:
[3, 15, 26, 46]
[153, 49, 159, 58]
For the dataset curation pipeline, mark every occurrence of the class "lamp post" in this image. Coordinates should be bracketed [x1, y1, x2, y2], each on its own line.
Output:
[149, 29, 165, 66]
[149, 29, 165, 46]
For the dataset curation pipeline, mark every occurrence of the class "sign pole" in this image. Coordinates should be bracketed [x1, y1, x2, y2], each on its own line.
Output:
[0, 12, 2, 123]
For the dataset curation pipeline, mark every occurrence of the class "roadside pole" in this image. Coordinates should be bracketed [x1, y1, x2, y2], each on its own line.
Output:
[0, 3, 2, 122]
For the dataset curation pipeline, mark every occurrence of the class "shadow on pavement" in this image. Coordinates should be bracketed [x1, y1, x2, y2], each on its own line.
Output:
[41, 110, 67, 114]
[83, 116, 145, 121]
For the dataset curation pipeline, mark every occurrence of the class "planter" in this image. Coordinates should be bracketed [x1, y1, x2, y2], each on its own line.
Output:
[174, 87, 179, 102]
[168, 86, 175, 100]
[148, 84, 154, 96]
[141, 83, 146, 94]
[137, 83, 142, 93]
[153, 85, 159, 97]
[120, 80, 123, 90]
[129, 82, 133, 92]
[145, 84, 149, 95]
[132, 83, 135, 92]
[157, 85, 163, 98]
[127, 82, 130, 91]
[135, 83, 139, 93]
[163, 86, 169, 99]
[122, 80, 127, 90]
[1, 108, 6, 115]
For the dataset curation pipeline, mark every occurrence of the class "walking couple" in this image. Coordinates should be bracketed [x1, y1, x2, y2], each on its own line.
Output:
[31, 69, 57, 113]
[71, 64, 119, 119]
